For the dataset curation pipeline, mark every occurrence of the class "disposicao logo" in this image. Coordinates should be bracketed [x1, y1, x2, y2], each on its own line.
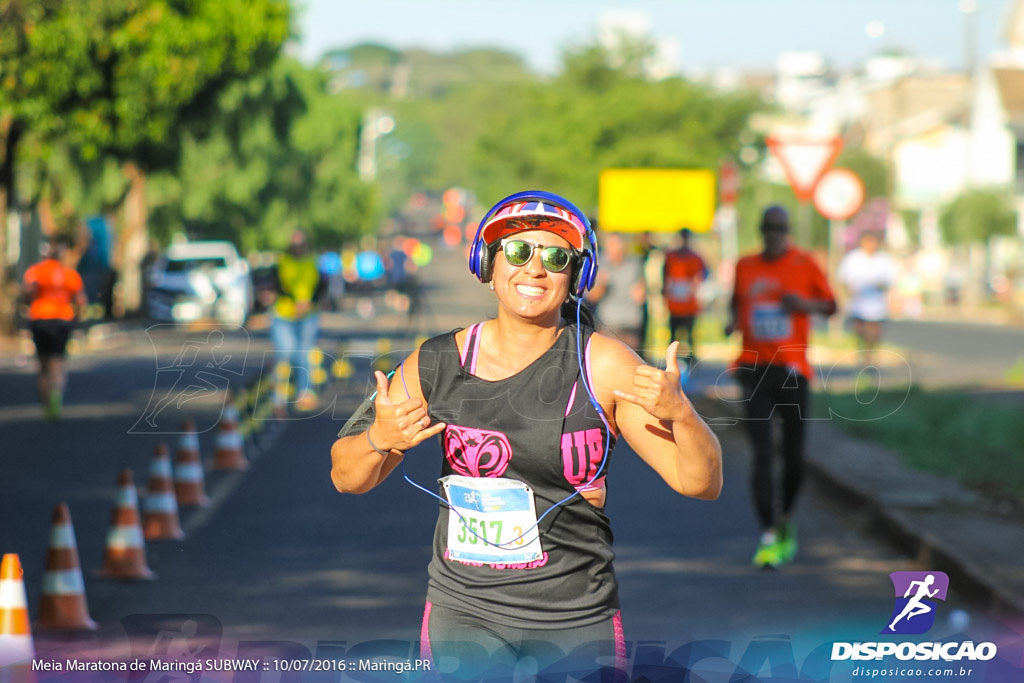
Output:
[831, 570, 998, 663]
[883, 571, 949, 635]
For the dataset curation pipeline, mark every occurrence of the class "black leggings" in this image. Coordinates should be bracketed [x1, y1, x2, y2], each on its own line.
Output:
[736, 364, 809, 530]
[421, 602, 626, 682]
[668, 315, 696, 357]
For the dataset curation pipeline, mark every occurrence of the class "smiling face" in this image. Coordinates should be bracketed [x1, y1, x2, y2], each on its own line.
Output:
[490, 229, 574, 324]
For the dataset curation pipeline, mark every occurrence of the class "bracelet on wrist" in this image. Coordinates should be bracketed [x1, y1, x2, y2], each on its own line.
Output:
[365, 428, 391, 457]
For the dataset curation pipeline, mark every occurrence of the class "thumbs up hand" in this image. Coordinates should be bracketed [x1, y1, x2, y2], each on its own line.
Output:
[368, 369, 446, 454]
[613, 341, 690, 422]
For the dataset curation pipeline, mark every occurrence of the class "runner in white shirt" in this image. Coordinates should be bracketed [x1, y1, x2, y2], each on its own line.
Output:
[837, 231, 896, 365]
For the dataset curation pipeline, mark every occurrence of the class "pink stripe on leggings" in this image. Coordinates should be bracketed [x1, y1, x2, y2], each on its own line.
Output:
[613, 611, 628, 681]
[420, 601, 434, 664]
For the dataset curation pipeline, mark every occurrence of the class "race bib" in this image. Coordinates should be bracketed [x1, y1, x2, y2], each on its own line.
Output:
[441, 475, 544, 565]
[666, 278, 693, 302]
[751, 303, 792, 341]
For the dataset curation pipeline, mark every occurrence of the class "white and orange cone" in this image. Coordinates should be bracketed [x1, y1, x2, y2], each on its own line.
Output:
[212, 397, 248, 471]
[174, 418, 209, 507]
[96, 470, 155, 581]
[37, 504, 97, 631]
[143, 444, 185, 541]
[0, 553, 35, 680]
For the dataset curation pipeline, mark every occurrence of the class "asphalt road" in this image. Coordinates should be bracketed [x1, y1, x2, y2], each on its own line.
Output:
[884, 319, 1024, 391]
[2, 246, 1018, 680]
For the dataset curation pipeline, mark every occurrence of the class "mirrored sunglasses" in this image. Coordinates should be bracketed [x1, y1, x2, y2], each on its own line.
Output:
[501, 239, 575, 273]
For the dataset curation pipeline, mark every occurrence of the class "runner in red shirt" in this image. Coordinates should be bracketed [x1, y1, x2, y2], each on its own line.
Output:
[23, 235, 87, 421]
[662, 228, 708, 366]
[725, 205, 836, 569]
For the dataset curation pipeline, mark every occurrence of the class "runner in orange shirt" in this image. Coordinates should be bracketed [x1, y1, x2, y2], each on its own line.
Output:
[725, 205, 836, 568]
[23, 235, 87, 421]
[662, 228, 709, 367]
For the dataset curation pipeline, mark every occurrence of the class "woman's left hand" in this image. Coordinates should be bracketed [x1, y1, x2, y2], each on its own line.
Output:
[613, 341, 689, 422]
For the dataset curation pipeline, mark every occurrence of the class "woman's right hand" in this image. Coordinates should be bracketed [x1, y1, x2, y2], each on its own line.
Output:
[367, 370, 446, 454]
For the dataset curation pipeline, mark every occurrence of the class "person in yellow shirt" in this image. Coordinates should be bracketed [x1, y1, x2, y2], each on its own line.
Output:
[270, 230, 325, 414]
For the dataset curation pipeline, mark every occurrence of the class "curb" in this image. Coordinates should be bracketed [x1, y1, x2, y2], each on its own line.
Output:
[804, 421, 1024, 623]
[701, 390, 1024, 623]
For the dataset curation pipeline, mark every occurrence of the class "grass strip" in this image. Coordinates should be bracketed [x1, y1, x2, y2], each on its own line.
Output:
[818, 386, 1024, 508]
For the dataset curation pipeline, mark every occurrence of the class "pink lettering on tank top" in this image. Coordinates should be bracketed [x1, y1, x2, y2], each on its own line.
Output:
[443, 548, 550, 570]
[560, 428, 605, 491]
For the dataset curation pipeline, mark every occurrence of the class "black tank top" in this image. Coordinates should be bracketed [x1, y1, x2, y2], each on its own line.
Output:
[418, 321, 620, 629]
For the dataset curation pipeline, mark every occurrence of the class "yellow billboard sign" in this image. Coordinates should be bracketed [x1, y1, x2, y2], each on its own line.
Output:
[598, 168, 716, 233]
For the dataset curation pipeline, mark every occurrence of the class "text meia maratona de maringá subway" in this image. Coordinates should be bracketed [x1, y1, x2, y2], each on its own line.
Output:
[32, 659, 257, 674]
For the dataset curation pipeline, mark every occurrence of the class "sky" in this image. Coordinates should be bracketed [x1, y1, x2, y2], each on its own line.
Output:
[294, 0, 1014, 75]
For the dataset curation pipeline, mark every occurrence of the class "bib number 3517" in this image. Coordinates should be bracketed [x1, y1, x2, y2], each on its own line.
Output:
[442, 475, 543, 564]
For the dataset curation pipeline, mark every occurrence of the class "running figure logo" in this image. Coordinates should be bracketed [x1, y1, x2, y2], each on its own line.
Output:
[131, 328, 243, 434]
[882, 571, 949, 635]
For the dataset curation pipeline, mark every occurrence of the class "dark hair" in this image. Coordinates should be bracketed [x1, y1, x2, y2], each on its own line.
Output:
[760, 205, 790, 232]
[761, 205, 789, 225]
[51, 234, 75, 250]
[561, 298, 596, 328]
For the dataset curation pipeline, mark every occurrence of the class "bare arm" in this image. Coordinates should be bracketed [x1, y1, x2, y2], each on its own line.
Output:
[73, 287, 88, 318]
[330, 350, 446, 494]
[594, 337, 723, 500]
[781, 293, 837, 317]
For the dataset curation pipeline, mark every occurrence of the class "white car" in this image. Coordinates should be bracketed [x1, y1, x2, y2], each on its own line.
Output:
[147, 241, 253, 326]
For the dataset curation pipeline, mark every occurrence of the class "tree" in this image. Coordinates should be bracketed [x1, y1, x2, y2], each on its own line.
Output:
[939, 188, 1018, 245]
[468, 41, 762, 213]
[0, 0, 291, 313]
[835, 147, 889, 202]
[315, 38, 763, 236]
[803, 146, 890, 247]
[319, 42, 403, 94]
[148, 57, 375, 252]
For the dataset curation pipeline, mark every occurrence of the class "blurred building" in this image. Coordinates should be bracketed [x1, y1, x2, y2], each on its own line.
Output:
[755, 50, 1016, 211]
[692, 1, 1024, 313]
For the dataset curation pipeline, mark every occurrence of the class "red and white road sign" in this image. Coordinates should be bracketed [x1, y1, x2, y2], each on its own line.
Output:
[766, 136, 843, 202]
[813, 168, 865, 221]
[719, 160, 739, 205]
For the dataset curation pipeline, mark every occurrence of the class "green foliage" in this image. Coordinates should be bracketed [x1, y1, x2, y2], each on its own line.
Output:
[320, 42, 404, 93]
[402, 47, 532, 98]
[559, 34, 655, 87]
[464, 43, 763, 213]
[822, 387, 1024, 506]
[835, 147, 889, 200]
[733, 181, 800, 252]
[147, 58, 375, 251]
[800, 147, 890, 248]
[354, 38, 765, 219]
[730, 146, 890, 250]
[939, 187, 1018, 245]
[4, 22, 775, 261]
[0, 0, 291, 168]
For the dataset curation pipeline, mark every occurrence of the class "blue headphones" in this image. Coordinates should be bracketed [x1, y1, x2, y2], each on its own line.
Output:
[468, 190, 599, 298]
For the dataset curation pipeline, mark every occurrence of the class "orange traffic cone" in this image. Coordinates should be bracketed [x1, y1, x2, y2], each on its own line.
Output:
[96, 470, 155, 581]
[0, 553, 35, 678]
[37, 504, 97, 630]
[174, 418, 209, 507]
[143, 444, 185, 541]
[212, 395, 248, 471]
